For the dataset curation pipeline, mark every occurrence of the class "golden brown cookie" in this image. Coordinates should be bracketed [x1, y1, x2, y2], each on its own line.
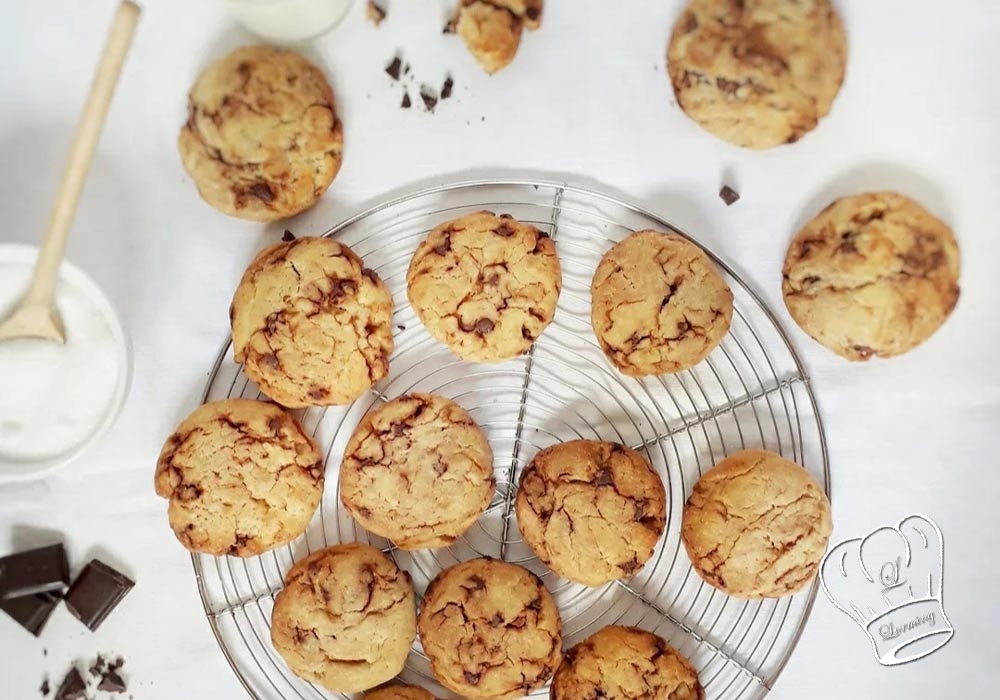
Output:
[552, 626, 704, 700]
[364, 685, 436, 700]
[515, 441, 666, 587]
[407, 211, 561, 362]
[231, 237, 394, 408]
[178, 46, 344, 221]
[783, 191, 961, 361]
[591, 230, 733, 376]
[681, 449, 832, 598]
[340, 393, 495, 549]
[271, 543, 416, 693]
[154, 399, 323, 556]
[667, 0, 846, 148]
[418, 558, 562, 700]
[452, 0, 543, 74]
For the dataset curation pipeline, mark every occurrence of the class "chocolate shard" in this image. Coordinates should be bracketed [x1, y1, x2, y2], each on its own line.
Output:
[420, 86, 438, 112]
[719, 185, 740, 206]
[54, 668, 86, 700]
[40, 678, 50, 696]
[0, 593, 60, 636]
[281, 230, 296, 242]
[385, 55, 402, 80]
[98, 669, 127, 694]
[64, 559, 134, 632]
[401, 91, 411, 109]
[0, 543, 70, 599]
[441, 75, 454, 100]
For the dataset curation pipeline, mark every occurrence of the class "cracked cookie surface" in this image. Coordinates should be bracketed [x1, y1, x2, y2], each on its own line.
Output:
[453, 0, 543, 74]
[154, 399, 323, 556]
[178, 45, 344, 221]
[783, 191, 960, 361]
[407, 211, 561, 362]
[231, 237, 394, 408]
[340, 393, 495, 549]
[364, 685, 437, 700]
[515, 440, 666, 586]
[552, 626, 704, 700]
[271, 543, 416, 693]
[417, 558, 562, 700]
[667, 0, 846, 148]
[591, 230, 733, 376]
[681, 449, 832, 598]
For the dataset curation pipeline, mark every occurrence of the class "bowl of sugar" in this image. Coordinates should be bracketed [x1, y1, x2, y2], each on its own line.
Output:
[0, 244, 132, 481]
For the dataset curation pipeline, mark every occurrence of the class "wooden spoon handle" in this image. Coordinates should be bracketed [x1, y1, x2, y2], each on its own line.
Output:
[24, 0, 141, 306]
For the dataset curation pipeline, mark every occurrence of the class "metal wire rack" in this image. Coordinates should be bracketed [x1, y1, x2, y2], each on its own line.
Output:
[192, 179, 830, 700]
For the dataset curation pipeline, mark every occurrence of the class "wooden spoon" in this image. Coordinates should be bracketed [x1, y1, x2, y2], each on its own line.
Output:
[0, 1, 140, 343]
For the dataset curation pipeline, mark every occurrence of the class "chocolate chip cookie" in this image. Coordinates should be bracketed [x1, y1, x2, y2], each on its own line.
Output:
[178, 45, 344, 220]
[407, 211, 561, 362]
[452, 0, 543, 74]
[418, 558, 562, 700]
[365, 685, 436, 700]
[681, 449, 832, 598]
[231, 237, 394, 408]
[552, 626, 704, 700]
[271, 543, 416, 693]
[154, 399, 323, 556]
[340, 393, 495, 549]
[515, 440, 666, 587]
[591, 230, 733, 376]
[783, 191, 961, 361]
[667, 0, 846, 148]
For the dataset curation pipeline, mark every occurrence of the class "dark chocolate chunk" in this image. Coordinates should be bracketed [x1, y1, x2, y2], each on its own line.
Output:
[0, 593, 60, 636]
[385, 56, 402, 80]
[0, 543, 70, 599]
[401, 91, 411, 109]
[54, 668, 86, 700]
[98, 669, 127, 694]
[40, 678, 50, 696]
[719, 185, 740, 206]
[247, 182, 273, 203]
[64, 559, 134, 632]
[281, 230, 296, 242]
[420, 86, 438, 112]
[441, 75, 454, 99]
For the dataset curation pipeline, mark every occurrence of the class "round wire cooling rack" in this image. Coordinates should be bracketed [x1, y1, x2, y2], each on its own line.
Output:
[192, 179, 830, 700]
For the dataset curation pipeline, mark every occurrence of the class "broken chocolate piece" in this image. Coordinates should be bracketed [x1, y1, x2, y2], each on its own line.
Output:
[420, 86, 438, 112]
[0, 543, 70, 599]
[396, 324, 406, 331]
[54, 668, 86, 700]
[247, 182, 273, 203]
[719, 185, 740, 206]
[441, 75, 454, 99]
[0, 593, 60, 636]
[281, 230, 296, 242]
[401, 91, 411, 109]
[98, 670, 127, 694]
[366, 0, 386, 25]
[64, 559, 134, 632]
[40, 678, 50, 696]
[385, 55, 402, 80]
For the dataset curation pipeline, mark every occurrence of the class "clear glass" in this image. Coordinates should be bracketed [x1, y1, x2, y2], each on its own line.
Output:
[226, 0, 354, 43]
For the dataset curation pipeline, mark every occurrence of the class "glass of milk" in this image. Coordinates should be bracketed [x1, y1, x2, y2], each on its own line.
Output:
[226, 0, 354, 43]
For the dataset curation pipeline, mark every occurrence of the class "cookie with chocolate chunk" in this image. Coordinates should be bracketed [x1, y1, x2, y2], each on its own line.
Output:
[178, 45, 343, 221]
[681, 449, 832, 598]
[591, 230, 733, 376]
[516, 440, 666, 586]
[271, 543, 416, 693]
[783, 191, 960, 360]
[340, 393, 495, 549]
[231, 237, 394, 408]
[154, 399, 323, 556]
[452, 0, 543, 74]
[418, 558, 562, 700]
[407, 211, 561, 362]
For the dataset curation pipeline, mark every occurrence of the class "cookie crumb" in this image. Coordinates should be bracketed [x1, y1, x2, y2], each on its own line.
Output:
[441, 75, 454, 99]
[385, 55, 402, 80]
[366, 0, 386, 25]
[719, 185, 740, 206]
[443, 17, 456, 33]
[420, 85, 438, 112]
[282, 230, 296, 242]
[401, 91, 411, 109]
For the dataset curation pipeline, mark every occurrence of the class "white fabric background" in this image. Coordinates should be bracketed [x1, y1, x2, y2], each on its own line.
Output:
[1, 0, 998, 696]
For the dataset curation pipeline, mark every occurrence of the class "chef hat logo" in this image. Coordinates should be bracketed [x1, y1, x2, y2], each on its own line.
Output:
[820, 514, 953, 666]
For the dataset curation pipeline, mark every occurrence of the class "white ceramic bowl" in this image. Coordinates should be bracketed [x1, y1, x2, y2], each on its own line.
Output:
[0, 244, 132, 482]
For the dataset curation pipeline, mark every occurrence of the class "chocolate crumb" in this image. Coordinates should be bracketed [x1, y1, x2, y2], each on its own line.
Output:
[441, 75, 454, 99]
[396, 324, 406, 331]
[281, 230, 296, 242]
[401, 91, 411, 109]
[719, 185, 740, 206]
[40, 678, 49, 697]
[385, 56, 402, 80]
[481, 116, 485, 122]
[90, 655, 106, 676]
[98, 669, 127, 694]
[366, 0, 386, 25]
[54, 668, 86, 700]
[110, 657, 124, 671]
[443, 17, 456, 33]
[404, 63, 411, 75]
[420, 86, 438, 112]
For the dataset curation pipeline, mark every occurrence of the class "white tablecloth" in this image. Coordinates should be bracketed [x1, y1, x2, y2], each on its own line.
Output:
[2, 0, 998, 696]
